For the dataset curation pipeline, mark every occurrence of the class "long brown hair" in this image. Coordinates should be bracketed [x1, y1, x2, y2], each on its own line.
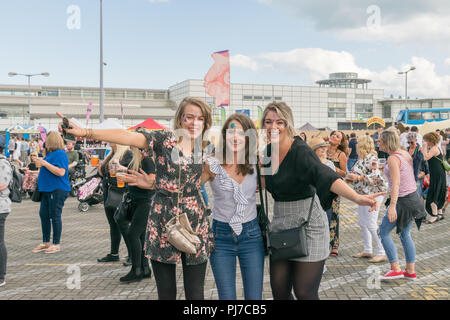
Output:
[330, 130, 348, 156]
[219, 113, 257, 176]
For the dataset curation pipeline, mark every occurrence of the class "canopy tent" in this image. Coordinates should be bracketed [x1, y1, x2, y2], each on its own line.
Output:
[128, 117, 168, 131]
[417, 119, 450, 135]
[297, 122, 318, 131]
[5, 125, 47, 157]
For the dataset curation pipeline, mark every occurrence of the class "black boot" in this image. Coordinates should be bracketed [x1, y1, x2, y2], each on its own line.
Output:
[142, 266, 152, 279]
[97, 254, 119, 263]
[120, 267, 143, 283]
[123, 256, 132, 267]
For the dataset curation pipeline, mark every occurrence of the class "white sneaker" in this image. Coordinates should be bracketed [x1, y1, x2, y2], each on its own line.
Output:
[0, 280, 5, 287]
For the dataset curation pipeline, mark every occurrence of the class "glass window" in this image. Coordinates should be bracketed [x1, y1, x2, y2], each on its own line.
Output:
[440, 111, 449, 120]
[264, 96, 272, 100]
[328, 93, 346, 99]
[422, 111, 440, 120]
[408, 112, 421, 121]
[383, 104, 392, 119]
[126, 91, 146, 99]
[243, 95, 252, 101]
[274, 96, 282, 101]
[254, 96, 263, 100]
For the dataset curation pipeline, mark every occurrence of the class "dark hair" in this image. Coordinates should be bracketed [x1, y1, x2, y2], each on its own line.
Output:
[411, 126, 418, 132]
[330, 130, 348, 155]
[350, 133, 356, 138]
[405, 126, 410, 131]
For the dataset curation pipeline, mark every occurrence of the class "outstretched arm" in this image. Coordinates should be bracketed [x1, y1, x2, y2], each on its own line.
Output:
[56, 113, 148, 149]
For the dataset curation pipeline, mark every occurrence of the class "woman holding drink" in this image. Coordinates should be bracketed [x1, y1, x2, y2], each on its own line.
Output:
[31, 132, 70, 254]
[56, 97, 214, 300]
[96, 143, 133, 264]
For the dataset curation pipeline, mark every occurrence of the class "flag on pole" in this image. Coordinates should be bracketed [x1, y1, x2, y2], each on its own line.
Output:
[86, 102, 93, 125]
[204, 50, 230, 107]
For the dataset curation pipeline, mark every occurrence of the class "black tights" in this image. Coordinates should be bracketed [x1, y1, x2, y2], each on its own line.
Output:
[270, 258, 325, 300]
[127, 200, 150, 271]
[104, 206, 130, 256]
[151, 254, 207, 300]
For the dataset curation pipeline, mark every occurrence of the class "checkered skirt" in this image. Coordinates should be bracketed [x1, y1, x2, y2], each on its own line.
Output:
[270, 196, 330, 262]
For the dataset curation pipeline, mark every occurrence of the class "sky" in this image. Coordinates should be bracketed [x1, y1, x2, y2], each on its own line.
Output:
[1, 0, 449, 98]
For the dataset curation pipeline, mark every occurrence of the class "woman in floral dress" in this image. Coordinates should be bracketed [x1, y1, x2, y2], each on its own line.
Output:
[347, 135, 388, 263]
[56, 97, 214, 300]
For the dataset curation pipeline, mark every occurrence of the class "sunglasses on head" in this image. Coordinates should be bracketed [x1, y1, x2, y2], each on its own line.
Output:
[407, 141, 415, 144]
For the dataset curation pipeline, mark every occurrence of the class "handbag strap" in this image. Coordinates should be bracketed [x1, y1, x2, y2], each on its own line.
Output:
[304, 193, 316, 227]
[256, 159, 267, 220]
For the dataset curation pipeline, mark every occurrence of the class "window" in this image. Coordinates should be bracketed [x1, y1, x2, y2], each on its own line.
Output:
[383, 104, 392, 119]
[254, 96, 263, 100]
[105, 91, 125, 99]
[60, 89, 82, 97]
[274, 96, 282, 101]
[328, 93, 346, 99]
[126, 91, 146, 99]
[264, 96, 272, 100]
[355, 103, 373, 119]
[355, 94, 373, 100]
[243, 95, 252, 101]
[422, 111, 440, 120]
[408, 112, 421, 121]
[153, 93, 166, 99]
[441, 111, 449, 120]
[328, 103, 346, 118]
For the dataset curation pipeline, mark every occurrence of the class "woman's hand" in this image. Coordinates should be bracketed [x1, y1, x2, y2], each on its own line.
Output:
[124, 169, 156, 190]
[355, 192, 386, 212]
[56, 112, 85, 137]
[31, 156, 46, 167]
[388, 205, 397, 223]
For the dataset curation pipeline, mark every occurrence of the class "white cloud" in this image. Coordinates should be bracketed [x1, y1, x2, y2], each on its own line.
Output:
[231, 48, 450, 98]
[254, 0, 450, 43]
[230, 54, 261, 72]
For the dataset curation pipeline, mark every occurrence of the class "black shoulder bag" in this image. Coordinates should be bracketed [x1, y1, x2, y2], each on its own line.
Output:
[268, 193, 315, 261]
[256, 164, 270, 256]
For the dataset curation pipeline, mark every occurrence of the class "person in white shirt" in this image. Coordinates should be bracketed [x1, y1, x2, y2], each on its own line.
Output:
[411, 126, 423, 146]
[400, 127, 410, 148]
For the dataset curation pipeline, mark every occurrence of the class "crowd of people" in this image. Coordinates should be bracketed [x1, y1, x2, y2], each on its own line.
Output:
[0, 98, 448, 298]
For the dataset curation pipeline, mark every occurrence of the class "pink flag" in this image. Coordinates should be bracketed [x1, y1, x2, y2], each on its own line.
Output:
[204, 50, 230, 107]
[38, 126, 47, 143]
[86, 103, 93, 124]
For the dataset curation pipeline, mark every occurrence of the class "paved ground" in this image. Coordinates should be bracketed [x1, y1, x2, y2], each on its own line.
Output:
[0, 195, 448, 300]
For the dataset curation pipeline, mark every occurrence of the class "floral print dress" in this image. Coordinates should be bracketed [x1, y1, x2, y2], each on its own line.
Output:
[350, 153, 387, 195]
[141, 130, 214, 266]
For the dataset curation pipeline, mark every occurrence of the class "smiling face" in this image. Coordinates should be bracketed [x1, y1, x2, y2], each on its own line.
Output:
[329, 131, 343, 146]
[263, 110, 288, 143]
[180, 103, 205, 140]
[225, 120, 246, 154]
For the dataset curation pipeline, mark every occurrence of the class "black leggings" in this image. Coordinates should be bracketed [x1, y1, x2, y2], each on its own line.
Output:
[104, 205, 130, 256]
[127, 199, 150, 271]
[270, 258, 325, 300]
[151, 254, 207, 300]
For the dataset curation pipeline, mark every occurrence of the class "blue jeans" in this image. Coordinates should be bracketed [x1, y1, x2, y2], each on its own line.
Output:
[347, 158, 358, 171]
[200, 185, 209, 207]
[378, 211, 416, 264]
[209, 218, 265, 300]
[39, 190, 69, 245]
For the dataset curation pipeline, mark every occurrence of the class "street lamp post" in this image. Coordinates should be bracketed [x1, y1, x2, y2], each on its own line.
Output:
[398, 66, 416, 111]
[8, 72, 50, 125]
[99, 0, 104, 123]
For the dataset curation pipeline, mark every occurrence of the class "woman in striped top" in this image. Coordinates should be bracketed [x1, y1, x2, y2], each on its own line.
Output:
[201, 113, 264, 300]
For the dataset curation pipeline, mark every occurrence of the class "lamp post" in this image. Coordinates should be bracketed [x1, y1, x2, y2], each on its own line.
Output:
[398, 66, 416, 111]
[99, 0, 104, 123]
[8, 72, 50, 125]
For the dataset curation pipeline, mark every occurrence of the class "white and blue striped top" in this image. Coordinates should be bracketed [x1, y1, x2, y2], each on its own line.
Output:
[207, 157, 257, 235]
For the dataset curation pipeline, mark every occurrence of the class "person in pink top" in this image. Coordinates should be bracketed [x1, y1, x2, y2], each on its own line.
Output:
[377, 129, 426, 281]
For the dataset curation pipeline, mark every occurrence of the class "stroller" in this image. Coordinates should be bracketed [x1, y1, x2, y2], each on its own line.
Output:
[22, 170, 38, 198]
[77, 167, 103, 212]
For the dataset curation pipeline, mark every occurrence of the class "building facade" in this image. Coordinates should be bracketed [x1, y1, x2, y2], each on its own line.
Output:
[2, 73, 449, 132]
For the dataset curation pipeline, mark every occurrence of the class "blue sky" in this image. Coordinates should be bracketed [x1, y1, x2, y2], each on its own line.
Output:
[1, 0, 449, 98]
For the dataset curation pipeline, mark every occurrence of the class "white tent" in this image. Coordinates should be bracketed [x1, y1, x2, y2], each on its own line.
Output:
[417, 119, 450, 135]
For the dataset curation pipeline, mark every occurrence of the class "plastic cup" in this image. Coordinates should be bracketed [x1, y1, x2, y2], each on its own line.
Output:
[91, 155, 99, 167]
[116, 172, 125, 188]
